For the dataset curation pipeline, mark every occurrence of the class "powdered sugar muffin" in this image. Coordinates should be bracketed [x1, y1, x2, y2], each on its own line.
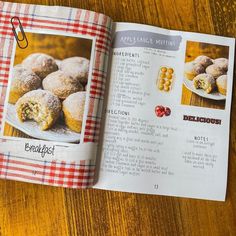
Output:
[184, 62, 205, 80]
[60, 57, 90, 85]
[193, 73, 216, 94]
[9, 65, 41, 104]
[42, 70, 84, 99]
[194, 55, 213, 68]
[214, 58, 228, 72]
[16, 90, 62, 131]
[22, 53, 58, 79]
[62, 92, 86, 133]
[216, 75, 227, 95]
[206, 64, 225, 78]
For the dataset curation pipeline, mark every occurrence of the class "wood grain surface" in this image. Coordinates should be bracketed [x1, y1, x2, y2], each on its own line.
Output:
[0, 0, 236, 235]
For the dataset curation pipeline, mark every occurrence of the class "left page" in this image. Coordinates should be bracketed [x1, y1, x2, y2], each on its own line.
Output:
[0, 1, 112, 188]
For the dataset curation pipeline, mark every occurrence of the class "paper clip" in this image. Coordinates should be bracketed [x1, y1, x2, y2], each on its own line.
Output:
[11, 16, 28, 49]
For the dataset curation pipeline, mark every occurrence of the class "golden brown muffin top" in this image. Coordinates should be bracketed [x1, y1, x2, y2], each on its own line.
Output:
[63, 91, 86, 120]
[60, 57, 90, 84]
[22, 53, 58, 79]
[11, 65, 42, 92]
[43, 70, 84, 99]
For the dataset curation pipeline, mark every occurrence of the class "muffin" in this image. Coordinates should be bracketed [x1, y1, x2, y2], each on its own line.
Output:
[205, 64, 225, 78]
[194, 55, 213, 68]
[184, 62, 205, 80]
[16, 90, 61, 131]
[22, 53, 58, 79]
[62, 92, 86, 133]
[193, 73, 216, 94]
[60, 57, 90, 85]
[216, 75, 227, 95]
[42, 70, 84, 99]
[214, 58, 228, 72]
[9, 65, 42, 104]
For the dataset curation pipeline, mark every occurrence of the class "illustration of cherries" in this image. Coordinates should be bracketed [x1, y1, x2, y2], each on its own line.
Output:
[155, 105, 171, 118]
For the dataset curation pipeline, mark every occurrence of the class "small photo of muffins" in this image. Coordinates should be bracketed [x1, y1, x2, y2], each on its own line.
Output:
[183, 56, 228, 95]
[4, 31, 94, 143]
[182, 41, 229, 110]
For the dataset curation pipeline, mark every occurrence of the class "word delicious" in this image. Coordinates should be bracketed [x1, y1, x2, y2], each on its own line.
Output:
[183, 115, 221, 125]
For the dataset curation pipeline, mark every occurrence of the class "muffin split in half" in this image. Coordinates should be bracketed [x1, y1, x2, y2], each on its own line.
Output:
[16, 90, 61, 131]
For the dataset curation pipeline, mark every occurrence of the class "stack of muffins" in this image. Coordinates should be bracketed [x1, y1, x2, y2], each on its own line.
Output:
[9, 53, 90, 132]
[184, 55, 228, 95]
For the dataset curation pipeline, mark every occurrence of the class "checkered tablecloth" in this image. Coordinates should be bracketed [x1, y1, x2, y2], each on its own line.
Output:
[0, 1, 112, 188]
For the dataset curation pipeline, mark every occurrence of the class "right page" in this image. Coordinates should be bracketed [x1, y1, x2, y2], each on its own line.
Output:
[94, 22, 235, 201]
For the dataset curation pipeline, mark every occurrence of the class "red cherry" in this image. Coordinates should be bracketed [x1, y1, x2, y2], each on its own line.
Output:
[157, 105, 165, 112]
[155, 105, 163, 117]
[165, 107, 171, 116]
[155, 105, 171, 117]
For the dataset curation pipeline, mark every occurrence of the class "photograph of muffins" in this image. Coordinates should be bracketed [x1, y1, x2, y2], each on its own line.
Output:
[181, 41, 229, 110]
[3, 31, 94, 143]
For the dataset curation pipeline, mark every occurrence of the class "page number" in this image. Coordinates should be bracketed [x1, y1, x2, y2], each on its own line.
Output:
[154, 184, 159, 190]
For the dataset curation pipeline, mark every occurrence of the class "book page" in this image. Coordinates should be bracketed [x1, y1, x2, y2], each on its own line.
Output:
[94, 22, 235, 200]
[0, 1, 112, 188]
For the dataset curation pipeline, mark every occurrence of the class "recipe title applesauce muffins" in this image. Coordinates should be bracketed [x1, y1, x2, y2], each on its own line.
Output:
[184, 55, 228, 95]
[9, 52, 90, 132]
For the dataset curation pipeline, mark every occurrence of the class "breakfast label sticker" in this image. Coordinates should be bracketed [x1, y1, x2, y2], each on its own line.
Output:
[1, 29, 96, 146]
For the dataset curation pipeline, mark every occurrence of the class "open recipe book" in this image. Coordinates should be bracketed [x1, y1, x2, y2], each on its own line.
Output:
[0, 1, 235, 201]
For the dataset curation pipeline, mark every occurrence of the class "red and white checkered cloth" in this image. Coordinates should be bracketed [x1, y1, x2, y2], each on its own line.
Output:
[0, 1, 112, 188]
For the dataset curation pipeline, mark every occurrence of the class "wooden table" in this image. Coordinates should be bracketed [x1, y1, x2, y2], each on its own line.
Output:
[0, 0, 236, 235]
